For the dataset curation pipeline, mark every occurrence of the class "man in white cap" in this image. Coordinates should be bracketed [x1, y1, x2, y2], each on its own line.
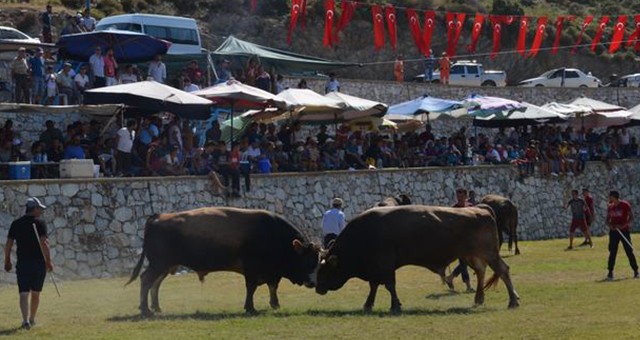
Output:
[322, 197, 346, 248]
[4, 197, 53, 329]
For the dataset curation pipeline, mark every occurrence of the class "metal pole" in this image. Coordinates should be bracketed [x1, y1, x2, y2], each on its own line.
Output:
[32, 223, 61, 297]
[616, 228, 636, 255]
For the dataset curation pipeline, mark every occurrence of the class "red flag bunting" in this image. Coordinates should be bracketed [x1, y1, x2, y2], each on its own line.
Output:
[287, 0, 303, 45]
[250, 0, 257, 12]
[300, 0, 307, 30]
[551, 16, 565, 55]
[453, 13, 466, 57]
[445, 12, 455, 56]
[517, 16, 529, 57]
[372, 5, 385, 51]
[467, 13, 485, 54]
[385, 4, 398, 50]
[609, 15, 627, 53]
[591, 16, 610, 52]
[323, 0, 335, 47]
[489, 15, 503, 59]
[503, 15, 516, 25]
[406, 8, 424, 54]
[422, 10, 436, 56]
[334, 0, 356, 44]
[627, 15, 640, 51]
[572, 15, 593, 54]
[529, 16, 547, 57]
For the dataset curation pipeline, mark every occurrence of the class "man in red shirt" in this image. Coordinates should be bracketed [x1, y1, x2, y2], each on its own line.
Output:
[444, 188, 475, 292]
[606, 190, 638, 280]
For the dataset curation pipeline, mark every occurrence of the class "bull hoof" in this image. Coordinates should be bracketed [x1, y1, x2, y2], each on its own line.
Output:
[270, 303, 280, 310]
[140, 308, 153, 317]
[389, 304, 402, 315]
[508, 300, 520, 309]
[151, 306, 162, 313]
[363, 304, 373, 313]
[245, 308, 258, 315]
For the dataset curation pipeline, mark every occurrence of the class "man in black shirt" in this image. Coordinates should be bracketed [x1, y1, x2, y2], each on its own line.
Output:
[4, 197, 53, 329]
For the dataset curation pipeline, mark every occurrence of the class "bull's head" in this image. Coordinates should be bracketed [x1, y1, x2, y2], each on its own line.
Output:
[315, 248, 348, 295]
[289, 239, 320, 288]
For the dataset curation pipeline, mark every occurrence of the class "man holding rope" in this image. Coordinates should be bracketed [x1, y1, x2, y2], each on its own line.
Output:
[606, 190, 638, 281]
[4, 197, 53, 329]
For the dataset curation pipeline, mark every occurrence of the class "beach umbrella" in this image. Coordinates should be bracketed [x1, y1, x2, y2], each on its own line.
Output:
[561, 97, 632, 129]
[276, 88, 344, 122]
[464, 94, 523, 117]
[386, 95, 466, 122]
[56, 30, 171, 63]
[473, 102, 567, 127]
[325, 92, 387, 121]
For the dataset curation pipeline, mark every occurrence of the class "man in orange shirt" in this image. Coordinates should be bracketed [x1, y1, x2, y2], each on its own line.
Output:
[439, 52, 450, 85]
[393, 55, 404, 82]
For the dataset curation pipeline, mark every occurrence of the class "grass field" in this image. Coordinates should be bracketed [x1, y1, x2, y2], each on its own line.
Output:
[1, 236, 639, 339]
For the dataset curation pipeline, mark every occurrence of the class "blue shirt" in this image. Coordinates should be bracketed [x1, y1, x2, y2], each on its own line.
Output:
[63, 145, 85, 159]
[322, 208, 346, 236]
[138, 124, 159, 145]
[29, 57, 46, 78]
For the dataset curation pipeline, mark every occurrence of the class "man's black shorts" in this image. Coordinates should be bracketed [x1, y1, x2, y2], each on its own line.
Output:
[16, 259, 46, 293]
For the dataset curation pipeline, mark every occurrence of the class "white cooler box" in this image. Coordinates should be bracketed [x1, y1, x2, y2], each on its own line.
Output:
[59, 159, 96, 178]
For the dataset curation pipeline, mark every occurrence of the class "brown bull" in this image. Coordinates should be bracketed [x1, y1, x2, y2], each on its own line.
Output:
[481, 194, 520, 255]
[315, 204, 519, 313]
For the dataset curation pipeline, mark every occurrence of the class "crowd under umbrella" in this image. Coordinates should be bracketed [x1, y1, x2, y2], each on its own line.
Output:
[564, 97, 632, 129]
[83, 81, 213, 119]
[193, 80, 289, 143]
[56, 30, 171, 63]
[472, 102, 568, 127]
[386, 95, 467, 123]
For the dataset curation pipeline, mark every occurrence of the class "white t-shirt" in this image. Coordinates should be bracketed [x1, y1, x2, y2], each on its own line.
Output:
[74, 73, 89, 88]
[325, 79, 340, 92]
[116, 127, 135, 153]
[120, 73, 138, 84]
[89, 54, 105, 77]
[183, 83, 200, 92]
[148, 61, 166, 83]
[322, 208, 346, 236]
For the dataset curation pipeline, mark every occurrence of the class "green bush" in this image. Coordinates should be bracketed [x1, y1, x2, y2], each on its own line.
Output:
[97, 0, 124, 16]
[61, 0, 83, 9]
[16, 12, 38, 34]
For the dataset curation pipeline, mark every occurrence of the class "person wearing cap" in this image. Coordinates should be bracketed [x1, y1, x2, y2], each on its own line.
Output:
[29, 48, 47, 104]
[4, 197, 53, 329]
[56, 62, 75, 105]
[322, 198, 346, 248]
[606, 190, 638, 280]
[11, 47, 30, 103]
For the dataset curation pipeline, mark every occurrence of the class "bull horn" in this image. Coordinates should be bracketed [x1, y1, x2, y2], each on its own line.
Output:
[292, 239, 304, 253]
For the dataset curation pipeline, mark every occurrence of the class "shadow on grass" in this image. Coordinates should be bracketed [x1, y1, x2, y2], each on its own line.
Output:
[0, 326, 21, 336]
[107, 306, 483, 322]
[424, 291, 459, 300]
[303, 306, 481, 317]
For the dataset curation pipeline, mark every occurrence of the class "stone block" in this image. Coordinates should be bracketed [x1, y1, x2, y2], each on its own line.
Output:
[61, 183, 80, 197]
[28, 184, 47, 197]
[114, 207, 133, 222]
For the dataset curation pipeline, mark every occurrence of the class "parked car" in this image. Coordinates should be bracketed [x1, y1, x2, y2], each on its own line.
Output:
[617, 73, 640, 87]
[413, 60, 507, 87]
[518, 68, 601, 88]
[95, 14, 203, 54]
[0, 26, 40, 43]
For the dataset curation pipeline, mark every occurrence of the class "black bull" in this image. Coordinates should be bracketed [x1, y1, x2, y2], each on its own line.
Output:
[126, 207, 320, 315]
[481, 194, 520, 255]
[315, 205, 520, 313]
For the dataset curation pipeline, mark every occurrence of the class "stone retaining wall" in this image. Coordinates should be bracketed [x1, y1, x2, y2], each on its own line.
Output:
[0, 158, 639, 284]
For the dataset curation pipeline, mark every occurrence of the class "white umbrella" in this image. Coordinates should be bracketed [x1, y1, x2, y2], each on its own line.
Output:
[325, 92, 387, 121]
[193, 80, 288, 110]
[473, 102, 567, 127]
[553, 98, 632, 128]
[276, 88, 344, 122]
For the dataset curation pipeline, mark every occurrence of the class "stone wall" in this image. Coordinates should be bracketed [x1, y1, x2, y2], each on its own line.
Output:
[1, 160, 639, 283]
[298, 78, 640, 108]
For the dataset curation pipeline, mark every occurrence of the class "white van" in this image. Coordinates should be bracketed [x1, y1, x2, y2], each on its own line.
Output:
[95, 14, 203, 54]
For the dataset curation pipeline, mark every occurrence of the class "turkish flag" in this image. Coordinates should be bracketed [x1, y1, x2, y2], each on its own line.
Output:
[467, 13, 485, 54]
[489, 15, 503, 59]
[529, 17, 547, 57]
[591, 16, 610, 52]
[372, 5, 385, 51]
[406, 9, 424, 54]
[385, 4, 398, 50]
[301, 0, 307, 30]
[626, 15, 640, 51]
[287, 0, 303, 45]
[571, 15, 593, 54]
[551, 16, 565, 55]
[452, 13, 466, 57]
[323, 0, 335, 47]
[609, 15, 628, 53]
[517, 16, 529, 57]
[334, 0, 356, 44]
[422, 10, 436, 56]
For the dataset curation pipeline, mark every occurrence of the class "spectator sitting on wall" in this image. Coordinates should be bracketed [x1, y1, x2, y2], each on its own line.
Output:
[63, 135, 85, 159]
[325, 72, 340, 93]
[47, 138, 64, 162]
[57, 63, 75, 105]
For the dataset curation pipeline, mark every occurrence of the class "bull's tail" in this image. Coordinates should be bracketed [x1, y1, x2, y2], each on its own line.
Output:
[125, 248, 146, 286]
[483, 272, 500, 291]
[511, 207, 520, 255]
[124, 214, 157, 286]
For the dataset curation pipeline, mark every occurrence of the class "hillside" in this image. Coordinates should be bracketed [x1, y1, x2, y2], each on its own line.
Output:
[2, 0, 640, 84]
